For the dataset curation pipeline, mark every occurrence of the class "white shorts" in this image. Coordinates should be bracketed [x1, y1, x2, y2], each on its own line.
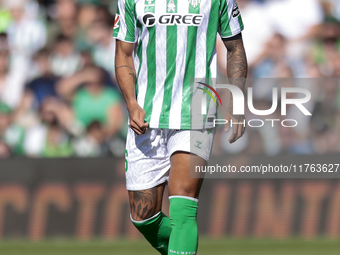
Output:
[125, 128, 215, 191]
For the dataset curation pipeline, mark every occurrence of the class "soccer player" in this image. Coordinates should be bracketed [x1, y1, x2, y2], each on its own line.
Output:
[113, 0, 247, 254]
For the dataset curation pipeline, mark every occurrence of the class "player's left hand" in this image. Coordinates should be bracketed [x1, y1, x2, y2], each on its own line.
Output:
[224, 108, 246, 144]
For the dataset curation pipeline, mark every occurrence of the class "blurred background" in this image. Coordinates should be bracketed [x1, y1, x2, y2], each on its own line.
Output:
[0, 0, 339, 158]
[0, 0, 339, 254]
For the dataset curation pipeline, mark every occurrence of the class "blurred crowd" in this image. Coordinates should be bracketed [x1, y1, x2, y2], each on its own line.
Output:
[0, 0, 339, 158]
[215, 0, 340, 156]
[0, 0, 125, 158]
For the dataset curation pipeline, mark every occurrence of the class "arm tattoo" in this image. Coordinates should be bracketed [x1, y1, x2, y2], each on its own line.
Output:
[129, 188, 157, 220]
[224, 38, 248, 82]
[115, 65, 135, 71]
[224, 38, 248, 119]
[129, 72, 137, 85]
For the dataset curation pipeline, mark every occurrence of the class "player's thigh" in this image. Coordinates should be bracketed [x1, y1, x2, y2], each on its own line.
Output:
[168, 151, 206, 199]
[129, 182, 166, 221]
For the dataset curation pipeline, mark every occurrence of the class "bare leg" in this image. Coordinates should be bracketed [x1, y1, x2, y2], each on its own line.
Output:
[129, 182, 165, 221]
[129, 183, 171, 255]
[168, 151, 206, 198]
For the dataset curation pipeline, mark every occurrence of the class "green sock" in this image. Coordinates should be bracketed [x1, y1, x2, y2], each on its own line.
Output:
[132, 211, 171, 255]
[168, 196, 199, 255]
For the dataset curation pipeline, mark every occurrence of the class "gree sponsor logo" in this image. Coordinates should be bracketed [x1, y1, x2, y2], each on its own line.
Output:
[142, 13, 204, 27]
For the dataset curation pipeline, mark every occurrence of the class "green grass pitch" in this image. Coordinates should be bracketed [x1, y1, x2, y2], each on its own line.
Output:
[0, 238, 339, 255]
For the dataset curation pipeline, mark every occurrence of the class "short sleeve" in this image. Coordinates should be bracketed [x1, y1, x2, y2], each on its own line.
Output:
[219, 0, 244, 39]
[112, 0, 137, 43]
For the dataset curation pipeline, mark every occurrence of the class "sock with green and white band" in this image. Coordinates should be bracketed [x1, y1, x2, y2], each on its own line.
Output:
[168, 196, 199, 255]
[131, 211, 171, 255]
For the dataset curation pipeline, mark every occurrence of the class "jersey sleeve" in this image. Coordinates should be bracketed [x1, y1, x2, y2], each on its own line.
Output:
[218, 0, 244, 39]
[112, 0, 137, 43]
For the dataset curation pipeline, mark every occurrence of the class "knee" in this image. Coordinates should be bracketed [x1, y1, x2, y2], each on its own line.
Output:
[130, 209, 158, 222]
[131, 211, 163, 234]
[169, 184, 198, 198]
[128, 189, 162, 221]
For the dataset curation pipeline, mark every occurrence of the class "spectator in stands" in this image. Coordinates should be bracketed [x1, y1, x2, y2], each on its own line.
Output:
[6, 0, 46, 58]
[50, 35, 82, 77]
[72, 120, 110, 157]
[14, 48, 60, 128]
[0, 103, 25, 157]
[89, 21, 116, 80]
[310, 18, 340, 77]
[26, 49, 60, 108]
[23, 97, 73, 157]
[250, 33, 289, 78]
[0, 1, 11, 33]
[0, 33, 9, 52]
[0, 51, 27, 109]
[56, 65, 124, 140]
[75, 1, 98, 51]
[46, 0, 78, 46]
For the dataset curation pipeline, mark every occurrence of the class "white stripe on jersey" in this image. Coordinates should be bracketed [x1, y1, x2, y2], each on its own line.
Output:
[195, 0, 210, 79]
[169, 1, 189, 129]
[136, 2, 149, 110]
[117, 0, 127, 40]
[193, 0, 212, 126]
[150, 1, 167, 127]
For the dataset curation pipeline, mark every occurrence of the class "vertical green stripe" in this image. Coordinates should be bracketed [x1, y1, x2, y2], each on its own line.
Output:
[219, 0, 231, 37]
[124, 0, 136, 41]
[238, 14, 244, 29]
[159, 0, 178, 128]
[142, 1, 156, 123]
[135, 19, 143, 97]
[203, 0, 220, 128]
[181, 3, 200, 129]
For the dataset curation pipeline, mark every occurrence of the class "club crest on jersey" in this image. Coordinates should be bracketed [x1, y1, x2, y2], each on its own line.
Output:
[146, 0, 155, 5]
[114, 14, 120, 29]
[168, 0, 176, 12]
[188, 0, 201, 8]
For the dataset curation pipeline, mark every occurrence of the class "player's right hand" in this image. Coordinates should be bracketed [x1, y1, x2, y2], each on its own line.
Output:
[128, 103, 149, 135]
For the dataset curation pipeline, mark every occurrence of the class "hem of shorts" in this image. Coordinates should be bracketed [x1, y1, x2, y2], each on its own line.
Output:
[169, 146, 209, 162]
[126, 177, 168, 191]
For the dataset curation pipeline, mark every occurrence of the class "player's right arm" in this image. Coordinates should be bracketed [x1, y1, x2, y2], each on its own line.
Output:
[114, 0, 147, 135]
[115, 41, 148, 135]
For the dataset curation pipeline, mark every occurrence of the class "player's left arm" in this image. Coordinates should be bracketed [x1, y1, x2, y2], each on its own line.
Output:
[224, 34, 248, 143]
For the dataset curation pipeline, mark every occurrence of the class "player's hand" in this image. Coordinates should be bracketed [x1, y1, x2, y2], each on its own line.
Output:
[224, 106, 246, 144]
[128, 103, 149, 135]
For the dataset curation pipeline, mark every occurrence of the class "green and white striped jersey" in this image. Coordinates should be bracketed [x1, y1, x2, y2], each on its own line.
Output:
[113, 0, 244, 129]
